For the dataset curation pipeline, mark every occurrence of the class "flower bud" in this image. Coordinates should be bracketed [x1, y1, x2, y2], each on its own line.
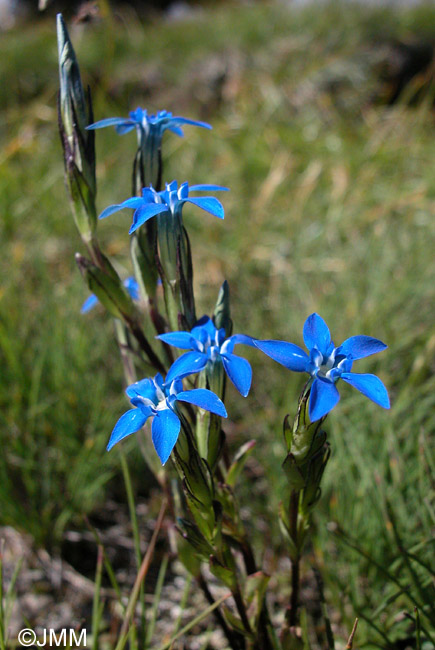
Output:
[57, 14, 96, 244]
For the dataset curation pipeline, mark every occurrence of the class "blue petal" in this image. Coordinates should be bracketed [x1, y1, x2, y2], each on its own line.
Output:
[221, 353, 252, 397]
[341, 373, 390, 409]
[223, 333, 257, 354]
[337, 336, 387, 361]
[86, 117, 130, 130]
[303, 313, 331, 356]
[309, 378, 340, 421]
[99, 197, 145, 220]
[165, 351, 208, 384]
[126, 377, 157, 402]
[115, 123, 136, 135]
[168, 126, 184, 137]
[157, 331, 197, 350]
[254, 340, 309, 372]
[129, 204, 169, 234]
[176, 389, 227, 417]
[191, 316, 217, 341]
[151, 408, 181, 465]
[123, 277, 140, 301]
[107, 408, 149, 451]
[171, 117, 212, 130]
[184, 197, 224, 219]
[81, 294, 99, 313]
[189, 185, 229, 192]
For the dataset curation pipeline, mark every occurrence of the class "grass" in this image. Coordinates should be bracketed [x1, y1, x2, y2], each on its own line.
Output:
[0, 1, 434, 647]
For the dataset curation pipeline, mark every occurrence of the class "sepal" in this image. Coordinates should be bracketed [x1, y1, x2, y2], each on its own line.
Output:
[75, 254, 136, 321]
[213, 280, 233, 337]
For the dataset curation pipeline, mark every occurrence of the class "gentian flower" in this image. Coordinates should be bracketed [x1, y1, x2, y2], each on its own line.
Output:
[255, 313, 390, 421]
[107, 373, 227, 465]
[81, 276, 139, 313]
[158, 316, 255, 397]
[98, 180, 228, 234]
[87, 108, 211, 138]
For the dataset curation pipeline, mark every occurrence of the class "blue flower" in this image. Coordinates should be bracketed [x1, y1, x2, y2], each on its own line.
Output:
[255, 313, 390, 421]
[86, 108, 211, 137]
[157, 316, 256, 397]
[81, 276, 139, 314]
[107, 373, 227, 465]
[98, 181, 228, 234]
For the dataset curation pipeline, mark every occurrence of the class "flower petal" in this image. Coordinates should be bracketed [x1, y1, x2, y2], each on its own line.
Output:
[337, 336, 387, 361]
[81, 294, 99, 313]
[303, 313, 331, 356]
[168, 126, 184, 137]
[99, 197, 145, 220]
[309, 378, 340, 421]
[184, 197, 224, 219]
[189, 185, 229, 192]
[341, 372, 390, 409]
[107, 408, 149, 451]
[222, 353, 252, 397]
[151, 408, 181, 465]
[126, 377, 156, 402]
[222, 333, 257, 354]
[157, 331, 197, 350]
[115, 123, 136, 135]
[254, 340, 309, 372]
[176, 389, 227, 417]
[191, 316, 216, 341]
[171, 117, 212, 130]
[165, 351, 208, 384]
[86, 117, 130, 130]
[123, 277, 140, 301]
[129, 204, 168, 233]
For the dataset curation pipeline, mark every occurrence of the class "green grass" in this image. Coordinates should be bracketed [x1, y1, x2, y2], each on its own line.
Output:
[0, 2, 434, 647]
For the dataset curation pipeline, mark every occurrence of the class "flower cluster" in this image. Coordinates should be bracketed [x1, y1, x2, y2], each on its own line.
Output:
[93, 106, 390, 467]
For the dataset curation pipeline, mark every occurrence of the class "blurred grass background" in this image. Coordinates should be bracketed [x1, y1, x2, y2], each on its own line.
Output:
[0, 1, 434, 647]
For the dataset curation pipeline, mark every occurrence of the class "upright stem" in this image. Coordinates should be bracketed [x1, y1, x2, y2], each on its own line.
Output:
[198, 573, 245, 650]
[288, 490, 301, 627]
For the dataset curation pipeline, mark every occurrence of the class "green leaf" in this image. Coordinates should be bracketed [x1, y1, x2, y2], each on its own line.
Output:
[226, 440, 256, 487]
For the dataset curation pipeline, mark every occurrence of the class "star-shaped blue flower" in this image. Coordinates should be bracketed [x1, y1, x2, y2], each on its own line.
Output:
[98, 181, 228, 234]
[158, 316, 256, 397]
[107, 373, 227, 465]
[81, 276, 139, 313]
[86, 107, 211, 137]
[255, 313, 390, 421]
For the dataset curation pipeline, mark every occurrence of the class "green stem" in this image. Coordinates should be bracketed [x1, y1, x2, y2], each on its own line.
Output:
[288, 490, 301, 627]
